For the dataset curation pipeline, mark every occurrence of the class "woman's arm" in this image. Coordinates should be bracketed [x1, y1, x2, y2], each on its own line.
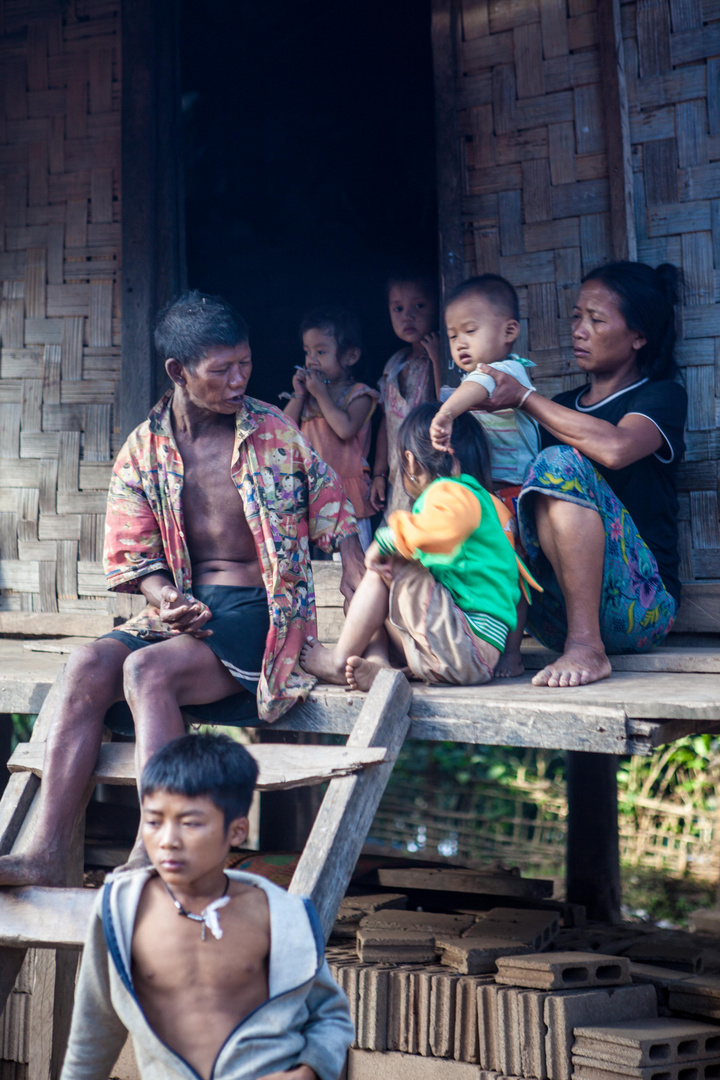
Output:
[476, 367, 664, 469]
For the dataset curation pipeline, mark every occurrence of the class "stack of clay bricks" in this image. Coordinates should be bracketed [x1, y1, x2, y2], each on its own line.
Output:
[571, 1018, 720, 1080]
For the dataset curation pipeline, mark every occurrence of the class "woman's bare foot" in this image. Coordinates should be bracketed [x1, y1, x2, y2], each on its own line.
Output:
[0, 851, 66, 888]
[299, 637, 346, 685]
[494, 649, 525, 678]
[345, 655, 391, 692]
[532, 642, 611, 687]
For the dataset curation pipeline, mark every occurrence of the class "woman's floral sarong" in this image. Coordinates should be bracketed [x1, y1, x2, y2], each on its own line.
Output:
[517, 445, 677, 654]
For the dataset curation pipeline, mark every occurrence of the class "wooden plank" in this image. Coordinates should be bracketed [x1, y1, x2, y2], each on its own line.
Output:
[0, 612, 111, 637]
[670, 24, 720, 66]
[0, 886, 95, 950]
[521, 641, 720, 673]
[433, 0, 467, 297]
[551, 179, 609, 218]
[9, 741, 388, 791]
[540, 0, 569, 59]
[636, 0, 672, 75]
[288, 669, 413, 941]
[597, 0, 637, 260]
[377, 867, 553, 898]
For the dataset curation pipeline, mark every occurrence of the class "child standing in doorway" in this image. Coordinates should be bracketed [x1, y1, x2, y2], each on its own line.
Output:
[430, 274, 541, 678]
[302, 403, 539, 693]
[284, 308, 378, 549]
[370, 273, 442, 518]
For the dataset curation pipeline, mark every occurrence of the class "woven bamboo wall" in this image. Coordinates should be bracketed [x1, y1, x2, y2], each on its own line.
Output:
[447, 0, 720, 615]
[0, 0, 122, 635]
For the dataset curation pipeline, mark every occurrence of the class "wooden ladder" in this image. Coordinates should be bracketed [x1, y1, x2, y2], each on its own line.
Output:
[0, 666, 412, 1073]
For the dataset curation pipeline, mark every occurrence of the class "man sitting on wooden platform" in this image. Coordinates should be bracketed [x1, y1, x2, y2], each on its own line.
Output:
[0, 291, 365, 888]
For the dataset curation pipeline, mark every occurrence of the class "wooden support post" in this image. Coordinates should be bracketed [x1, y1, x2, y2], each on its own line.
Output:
[0, 715, 12, 796]
[566, 751, 622, 923]
[432, 0, 465, 385]
[289, 669, 412, 941]
[597, 0, 637, 260]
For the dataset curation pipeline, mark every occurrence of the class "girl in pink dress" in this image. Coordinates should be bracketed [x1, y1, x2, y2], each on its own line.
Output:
[284, 308, 378, 549]
[370, 274, 442, 517]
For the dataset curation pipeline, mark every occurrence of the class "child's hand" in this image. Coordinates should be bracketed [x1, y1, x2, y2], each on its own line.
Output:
[430, 408, 454, 453]
[292, 368, 308, 397]
[370, 475, 386, 511]
[304, 368, 329, 401]
[422, 331, 441, 366]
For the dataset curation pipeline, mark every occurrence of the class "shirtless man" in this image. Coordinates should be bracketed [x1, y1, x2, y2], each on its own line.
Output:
[0, 291, 364, 888]
[61, 733, 353, 1080]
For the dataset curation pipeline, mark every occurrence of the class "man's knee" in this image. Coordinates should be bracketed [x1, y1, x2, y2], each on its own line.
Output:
[123, 646, 172, 701]
[65, 640, 122, 687]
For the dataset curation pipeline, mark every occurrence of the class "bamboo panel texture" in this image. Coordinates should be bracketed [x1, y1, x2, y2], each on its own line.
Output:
[453, 0, 720, 596]
[0, 0, 123, 625]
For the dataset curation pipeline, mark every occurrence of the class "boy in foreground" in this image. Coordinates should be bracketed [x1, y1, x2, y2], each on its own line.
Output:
[61, 734, 354, 1080]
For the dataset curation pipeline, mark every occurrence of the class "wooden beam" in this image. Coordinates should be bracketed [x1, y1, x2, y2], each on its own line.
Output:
[288, 669, 412, 941]
[432, 0, 466, 298]
[597, 0, 637, 260]
[0, 887, 95, 950]
[8, 742, 387, 789]
[566, 751, 621, 923]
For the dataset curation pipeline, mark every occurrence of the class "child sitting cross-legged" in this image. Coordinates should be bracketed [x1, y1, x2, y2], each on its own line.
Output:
[301, 403, 539, 692]
[429, 274, 541, 678]
[61, 733, 353, 1080]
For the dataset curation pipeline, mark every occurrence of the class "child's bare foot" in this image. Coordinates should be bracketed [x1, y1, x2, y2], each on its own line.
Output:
[493, 650, 525, 678]
[300, 637, 347, 685]
[345, 655, 390, 692]
[532, 642, 611, 687]
[0, 851, 66, 888]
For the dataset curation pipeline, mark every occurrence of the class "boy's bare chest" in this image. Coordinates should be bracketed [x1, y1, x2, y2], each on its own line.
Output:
[132, 902, 270, 1000]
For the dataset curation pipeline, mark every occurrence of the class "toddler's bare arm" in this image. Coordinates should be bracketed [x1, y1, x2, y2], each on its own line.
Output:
[430, 380, 490, 451]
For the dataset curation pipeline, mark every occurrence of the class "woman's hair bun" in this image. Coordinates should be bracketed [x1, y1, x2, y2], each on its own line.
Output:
[654, 263, 682, 308]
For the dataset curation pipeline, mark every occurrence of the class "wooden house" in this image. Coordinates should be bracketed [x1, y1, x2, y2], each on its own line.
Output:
[0, 2, 719, 1078]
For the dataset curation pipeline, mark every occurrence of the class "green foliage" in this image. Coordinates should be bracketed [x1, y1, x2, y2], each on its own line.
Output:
[10, 713, 35, 752]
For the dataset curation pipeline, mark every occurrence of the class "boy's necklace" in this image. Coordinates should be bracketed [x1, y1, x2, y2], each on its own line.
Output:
[164, 874, 230, 941]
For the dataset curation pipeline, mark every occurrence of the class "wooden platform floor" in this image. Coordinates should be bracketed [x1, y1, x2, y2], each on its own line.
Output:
[2, 637, 720, 756]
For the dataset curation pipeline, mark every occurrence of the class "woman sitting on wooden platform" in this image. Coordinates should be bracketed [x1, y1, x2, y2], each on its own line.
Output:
[471, 261, 687, 689]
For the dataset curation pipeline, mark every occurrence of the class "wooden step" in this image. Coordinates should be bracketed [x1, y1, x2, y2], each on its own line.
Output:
[7, 741, 387, 790]
[0, 886, 96, 949]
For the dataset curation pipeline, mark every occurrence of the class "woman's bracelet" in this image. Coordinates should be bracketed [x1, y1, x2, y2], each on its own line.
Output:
[373, 471, 388, 480]
[519, 387, 536, 408]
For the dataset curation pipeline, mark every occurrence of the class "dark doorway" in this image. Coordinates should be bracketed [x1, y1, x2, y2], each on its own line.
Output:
[180, 0, 437, 406]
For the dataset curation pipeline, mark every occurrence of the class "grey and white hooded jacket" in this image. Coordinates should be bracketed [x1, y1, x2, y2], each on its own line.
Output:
[61, 869, 354, 1080]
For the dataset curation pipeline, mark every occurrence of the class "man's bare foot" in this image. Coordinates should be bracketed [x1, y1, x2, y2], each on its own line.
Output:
[345, 655, 391, 692]
[494, 649, 525, 678]
[0, 851, 66, 888]
[531, 642, 611, 687]
[299, 637, 346, 685]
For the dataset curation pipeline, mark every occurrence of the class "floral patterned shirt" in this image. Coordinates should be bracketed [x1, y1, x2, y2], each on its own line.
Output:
[104, 390, 358, 721]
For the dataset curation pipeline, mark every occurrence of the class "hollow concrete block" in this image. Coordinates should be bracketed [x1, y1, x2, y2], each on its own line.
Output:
[439, 936, 534, 974]
[544, 984, 657, 1080]
[518, 988, 550, 1080]
[360, 910, 476, 935]
[572, 1062, 720, 1080]
[346, 1049, 491, 1079]
[356, 965, 391, 1051]
[496, 986, 522, 1077]
[357, 927, 437, 963]
[497, 953, 631, 991]
[430, 970, 461, 1059]
[454, 976, 492, 1063]
[572, 1018, 720, 1067]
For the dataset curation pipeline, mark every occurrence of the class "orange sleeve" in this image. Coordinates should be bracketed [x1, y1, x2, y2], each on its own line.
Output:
[387, 480, 481, 559]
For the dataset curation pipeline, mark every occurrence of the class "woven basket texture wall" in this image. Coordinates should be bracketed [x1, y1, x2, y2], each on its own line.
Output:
[0, 0, 122, 633]
[452, 0, 720, 603]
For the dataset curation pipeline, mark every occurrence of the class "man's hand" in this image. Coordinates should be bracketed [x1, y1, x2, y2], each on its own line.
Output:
[430, 408, 454, 453]
[338, 534, 365, 601]
[369, 474, 386, 511]
[258, 1066, 318, 1080]
[159, 586, 213, 637]
[474, 365, 526, 410]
